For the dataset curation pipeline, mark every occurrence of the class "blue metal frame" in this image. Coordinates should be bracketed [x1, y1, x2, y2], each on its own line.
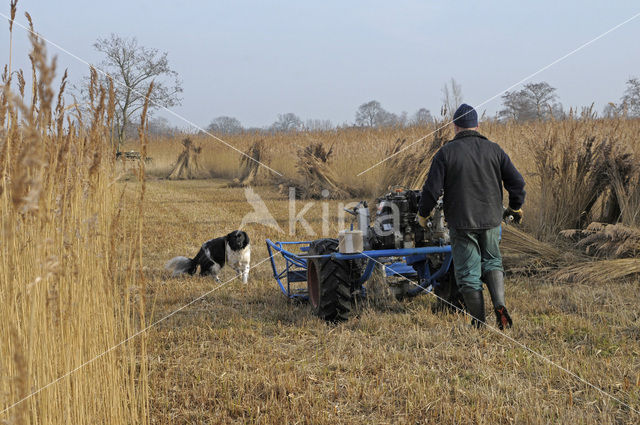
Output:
[266, 240, 313, 299]
[266, 239, 453, 300]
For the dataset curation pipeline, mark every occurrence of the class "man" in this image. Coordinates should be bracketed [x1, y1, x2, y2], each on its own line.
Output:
[417, 104, 525, 329]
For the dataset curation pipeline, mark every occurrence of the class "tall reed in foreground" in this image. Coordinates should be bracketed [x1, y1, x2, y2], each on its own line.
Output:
[0, 10, 147, 424]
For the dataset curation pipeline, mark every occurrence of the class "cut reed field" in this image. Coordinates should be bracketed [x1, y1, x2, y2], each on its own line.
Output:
[141, 179, 640, 424]
[1, 13, 147, 424]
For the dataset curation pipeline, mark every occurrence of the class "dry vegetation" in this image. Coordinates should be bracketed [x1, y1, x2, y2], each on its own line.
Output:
[138, 115, 640, 235]
[128, 114, 640, 423]
[141, 180, 639, 424]
[167, 137, 203, 180]
[135, 113, 640, 278]
[3, 3, 640, 424]
[1, 11, 147, 424]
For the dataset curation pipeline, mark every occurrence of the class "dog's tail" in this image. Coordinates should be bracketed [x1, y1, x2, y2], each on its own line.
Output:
[164, 256, 196, 276]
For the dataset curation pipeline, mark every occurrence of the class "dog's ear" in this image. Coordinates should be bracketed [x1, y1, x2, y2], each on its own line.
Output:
[226, 230, 237, 241]
[241, 231, 250, 247]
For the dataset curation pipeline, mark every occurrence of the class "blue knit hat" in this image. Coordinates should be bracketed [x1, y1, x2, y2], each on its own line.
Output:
[452, 103, 478, 128]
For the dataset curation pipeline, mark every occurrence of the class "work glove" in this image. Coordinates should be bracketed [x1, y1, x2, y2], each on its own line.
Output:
[503, 207, 523, 224]
[416, 214, 429, 228]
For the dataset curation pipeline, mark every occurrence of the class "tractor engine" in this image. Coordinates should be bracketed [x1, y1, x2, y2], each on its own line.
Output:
[368, 187, 449, 250]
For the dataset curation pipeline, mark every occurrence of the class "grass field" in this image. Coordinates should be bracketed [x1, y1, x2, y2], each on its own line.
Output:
[139, 179, 639, 424]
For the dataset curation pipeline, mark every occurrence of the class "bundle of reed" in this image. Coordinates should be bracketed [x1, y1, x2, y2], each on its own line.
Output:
[380, 124, 450, 191]
[551, 258, 640, 284]
[610, 164, 640, 226]
[297, 143, 350, 197]
[229, 140, 266, 187]
[167, 137, 202, 179]
[501, 224, 575, 274]
[279, 142, 357, 199]
[560, 222, 640, 258]
[525, 123, 636, 239]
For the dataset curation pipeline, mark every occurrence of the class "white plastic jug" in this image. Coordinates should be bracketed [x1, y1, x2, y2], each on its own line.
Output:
[338, 230, 364, 253]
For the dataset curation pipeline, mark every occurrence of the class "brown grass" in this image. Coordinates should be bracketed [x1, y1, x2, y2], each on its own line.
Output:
[141, 180, 640, 424]
[501, 224, 578, 274]
[612, 166, 640, 226]
[1, 12, 147, 424]
[380, 122, 451, 190]
[553, 222, 640, 283]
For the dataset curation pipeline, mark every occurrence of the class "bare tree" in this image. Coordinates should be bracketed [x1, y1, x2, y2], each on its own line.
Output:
[412, 108, 433, 126]
[354, 100, 407, 128]
[525, 82, 558, 118]
[377, 110, 402, 127]
[499, 82, 559, 121]
[395, 111, 409, 127]
[304, 119, 333, 131]
[355, 100, 384, 127]
[441, 78, 463, 117]
[207, 116, 243, 135]
[621, 77, 640, 117]
[148, 116, 177, 137]
[271, 113, 303, 132]
[93, 34, 182, 146]
[500, 90, 536, 121]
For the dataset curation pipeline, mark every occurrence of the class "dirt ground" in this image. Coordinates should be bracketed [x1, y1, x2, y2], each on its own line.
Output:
[138, 179, 639, 424]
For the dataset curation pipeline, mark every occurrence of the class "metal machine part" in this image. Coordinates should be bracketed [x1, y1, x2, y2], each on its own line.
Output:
[347, 187, 449, 250]
[267, 188, 457, 320]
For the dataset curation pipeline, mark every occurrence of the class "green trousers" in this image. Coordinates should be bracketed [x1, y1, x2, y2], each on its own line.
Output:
[449, 225, 503, 294]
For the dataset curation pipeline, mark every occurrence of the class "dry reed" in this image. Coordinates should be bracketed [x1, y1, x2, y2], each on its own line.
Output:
[501, 224, 577, 273]
[551, 258, 640, 284]
[276, 142, 359, 199]
[380, 123, 451, 190]
[167, 137, 203, 179]
[560, 222, 640, 259]
[1, 6, 147, 424]
[229, 139, 268, 187]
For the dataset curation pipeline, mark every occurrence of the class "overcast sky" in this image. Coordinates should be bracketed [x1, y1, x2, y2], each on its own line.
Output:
[4, 1, 640, 129]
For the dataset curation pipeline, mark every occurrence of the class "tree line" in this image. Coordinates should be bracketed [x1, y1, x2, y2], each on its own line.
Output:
[85, 34, 640, 142]
[207, 105, 434, 135]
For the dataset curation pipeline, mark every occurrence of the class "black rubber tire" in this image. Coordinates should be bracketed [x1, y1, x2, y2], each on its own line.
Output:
[307, 238, 352, 322]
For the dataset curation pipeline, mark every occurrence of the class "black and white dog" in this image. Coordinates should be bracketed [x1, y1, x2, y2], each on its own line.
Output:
[165, 230, 251, 283]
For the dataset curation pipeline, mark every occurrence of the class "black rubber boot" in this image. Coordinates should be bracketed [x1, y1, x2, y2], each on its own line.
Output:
[461, 290, 485, 328]
[483, 270, 513, 330]
[494, 306, 513, 330]
[483, 269, 505, 307]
